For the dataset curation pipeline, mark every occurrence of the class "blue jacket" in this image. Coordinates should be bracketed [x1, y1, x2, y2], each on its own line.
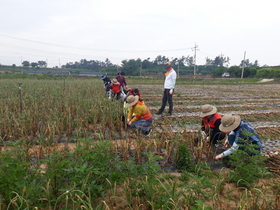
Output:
[233, 120, 262, 150]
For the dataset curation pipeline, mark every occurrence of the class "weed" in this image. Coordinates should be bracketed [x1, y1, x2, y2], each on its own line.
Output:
[175, 143, 195, 172]
[226, 139, 268, 188]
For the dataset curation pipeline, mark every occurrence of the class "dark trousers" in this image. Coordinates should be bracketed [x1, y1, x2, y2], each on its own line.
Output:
[158, 89, 173, 114]
[112, 92, 121, 100]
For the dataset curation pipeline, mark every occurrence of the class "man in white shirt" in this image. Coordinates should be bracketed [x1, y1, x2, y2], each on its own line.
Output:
[155, 62, 177, 116]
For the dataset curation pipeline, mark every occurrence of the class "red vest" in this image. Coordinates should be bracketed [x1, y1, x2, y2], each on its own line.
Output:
[202, 113, 223, 130]
[110, 83, 121, 93]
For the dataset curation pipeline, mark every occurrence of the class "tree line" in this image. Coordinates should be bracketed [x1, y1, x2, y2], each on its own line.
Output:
[18, 55, 280, 78]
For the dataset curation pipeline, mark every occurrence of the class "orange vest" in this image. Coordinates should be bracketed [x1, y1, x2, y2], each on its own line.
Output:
[110, 83, 121, 93]
[136, 101, 153, 120]
[202, 113, 224, 132]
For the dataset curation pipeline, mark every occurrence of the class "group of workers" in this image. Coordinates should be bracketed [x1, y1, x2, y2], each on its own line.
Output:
[101, 62, 263, 160]
[199, 104, 262, 160]
[101, 71, 128, 100]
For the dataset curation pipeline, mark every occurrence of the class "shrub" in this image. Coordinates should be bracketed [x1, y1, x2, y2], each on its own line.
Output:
[175, 144, 195, 172]
[226, 139, 269, 188]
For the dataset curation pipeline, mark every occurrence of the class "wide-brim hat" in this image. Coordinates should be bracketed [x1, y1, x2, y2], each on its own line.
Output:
[126, 95, 139, 107]
[164, 62, 172, 69]
[200, 104, 217, 117]
[219, 114, 241, 132]
[112, 78, 119, 84]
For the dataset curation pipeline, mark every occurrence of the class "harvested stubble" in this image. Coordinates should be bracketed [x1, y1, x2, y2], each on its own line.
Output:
[266, 154, 280, 175]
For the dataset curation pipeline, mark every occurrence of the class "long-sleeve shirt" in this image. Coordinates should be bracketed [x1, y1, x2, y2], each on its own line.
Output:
[127, 101, 153, 123]
[221, 120, 262, 157]
[164, 68, 177, 89]
[115, 75, 127, 88]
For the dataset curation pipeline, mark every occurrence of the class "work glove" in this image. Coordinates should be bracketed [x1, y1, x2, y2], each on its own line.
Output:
[214, 153, 224, 160]
[223, 138, 230, 148]
[201, 131, 207, 139]
[169, 89, 173, 95]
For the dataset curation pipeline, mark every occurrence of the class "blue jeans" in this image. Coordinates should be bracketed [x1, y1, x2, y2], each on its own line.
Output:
[131, 118, 153, 134]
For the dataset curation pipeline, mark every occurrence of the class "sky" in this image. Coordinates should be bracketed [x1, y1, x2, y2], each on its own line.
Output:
[1, 0, 280, 68]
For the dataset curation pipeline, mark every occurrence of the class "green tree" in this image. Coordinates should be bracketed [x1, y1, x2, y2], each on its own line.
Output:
[205, 57, 213, 66]
[212, 66, 228, 77]
[31, 62, 38, 68]
[121, 59, 139, 76]
[38, 60, 47, 67]
[228, 66, 241, 78]
[105, 58, 113, 67]
[22, 61, 30, 67]
[213, 55, 230, 67]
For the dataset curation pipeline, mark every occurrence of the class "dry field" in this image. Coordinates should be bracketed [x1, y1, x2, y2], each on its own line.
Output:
[139, 82, 280, 151]
[1, 77, 280, 209]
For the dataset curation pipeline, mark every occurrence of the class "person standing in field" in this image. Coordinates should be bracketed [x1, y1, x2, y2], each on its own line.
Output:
[155, 62, 177, 116]
[126, 95, 153, 136]
[214, 114, 262, 160]
[115, 71, 128, 94]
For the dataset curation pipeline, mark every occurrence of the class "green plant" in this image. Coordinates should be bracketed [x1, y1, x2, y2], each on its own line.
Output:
[227, 139, 268, 188]
[0, 148, 43, 207]
[175, 143, 195, 172]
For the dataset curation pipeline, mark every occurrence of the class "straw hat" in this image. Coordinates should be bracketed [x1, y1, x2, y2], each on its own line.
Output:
[126, 95, 139, 107]
[112, 78, 119, 84]
[200, 104, 217, 117]
[219, 114, 241, 132]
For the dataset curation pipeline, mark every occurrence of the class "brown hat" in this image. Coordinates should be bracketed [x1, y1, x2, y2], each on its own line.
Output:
[200, 104, 217, 117]
[112, 78, 119, 84]
[126, 95, 139, 107]
[219, 114, 241, 132]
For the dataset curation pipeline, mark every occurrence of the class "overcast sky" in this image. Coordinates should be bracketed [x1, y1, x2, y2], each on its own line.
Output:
[1, 0, 279, 68]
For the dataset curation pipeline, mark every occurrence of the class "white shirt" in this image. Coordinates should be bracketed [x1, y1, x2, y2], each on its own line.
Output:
[164, 68, 177, 89]
[222, 131, 239, 157]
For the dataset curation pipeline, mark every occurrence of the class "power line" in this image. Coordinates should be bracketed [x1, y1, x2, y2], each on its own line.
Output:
[0, 33, 192, 53]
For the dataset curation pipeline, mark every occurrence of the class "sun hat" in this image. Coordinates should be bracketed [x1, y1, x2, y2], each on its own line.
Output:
[120, 71, 125, 75]
[112, 78, 119, 84]
[164, 62, 172, 69]
[219, 114, 241, 132]
[126, 95, 139, 107]
[200, 104, 217, 117]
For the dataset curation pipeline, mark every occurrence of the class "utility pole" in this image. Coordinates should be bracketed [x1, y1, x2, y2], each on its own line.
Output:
[192, 43, 198, 77]
[241, 51, 246, 79]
